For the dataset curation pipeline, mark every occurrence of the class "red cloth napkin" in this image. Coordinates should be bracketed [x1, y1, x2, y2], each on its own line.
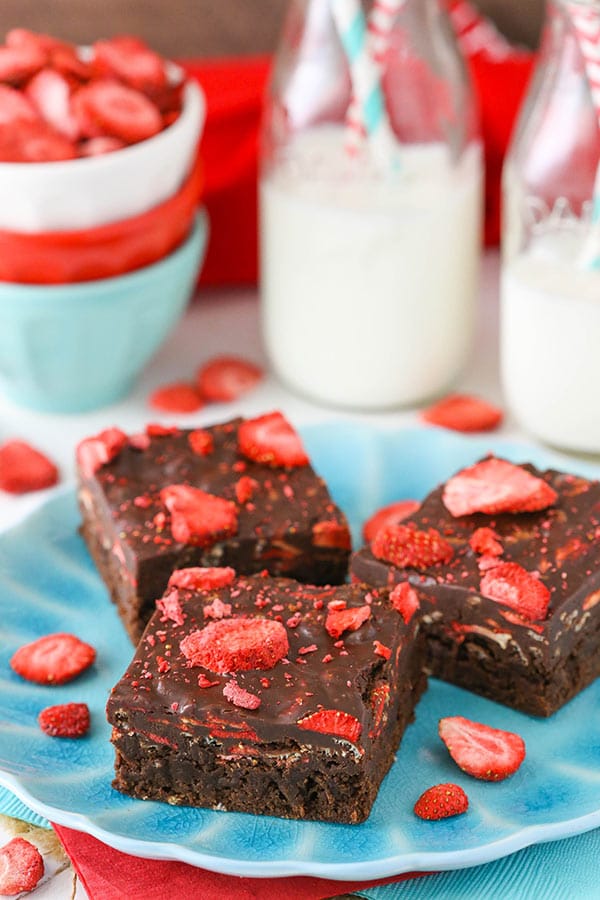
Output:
[54, 824, 428, 899]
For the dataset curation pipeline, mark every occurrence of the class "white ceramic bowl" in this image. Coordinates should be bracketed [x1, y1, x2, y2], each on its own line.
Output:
[0, 69, 205, 232]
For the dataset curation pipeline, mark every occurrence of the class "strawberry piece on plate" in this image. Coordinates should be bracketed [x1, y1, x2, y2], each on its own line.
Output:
[439, 715, 526, 781]
[414, 783, 468, 820]
[362, 499, 420, 543]
[0, 440, 59, 494]
[422, 394, 503, 432]
[0, 84, 38, 125]
[26, 68, 80, 140]
[38, 702, 90, 737]
[74, 80, 162, 143]
[198, 356, 264, 403]
[0, 837, 44, 896]
[160, 484, 238, 546]
[372, 523, 454, 569]
[149, 382, 204, 414]
[443, 457, 558, 517]
[180, 616, 289, 673]
[238, 411, 309, 468]
[93, 36, 167, 91]
[297, 709, 362, 743]
[10, 632, 96, 685]
[480, 561, 550, 622]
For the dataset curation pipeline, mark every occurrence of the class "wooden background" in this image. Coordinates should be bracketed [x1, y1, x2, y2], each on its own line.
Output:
[0, 1, 545, 58]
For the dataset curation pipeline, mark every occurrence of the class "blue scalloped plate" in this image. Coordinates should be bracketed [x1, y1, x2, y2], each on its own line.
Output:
[1, 424, 600, 880]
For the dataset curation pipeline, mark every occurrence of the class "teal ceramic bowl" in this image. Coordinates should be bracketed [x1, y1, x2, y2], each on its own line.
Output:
[0, 211, 208, 413]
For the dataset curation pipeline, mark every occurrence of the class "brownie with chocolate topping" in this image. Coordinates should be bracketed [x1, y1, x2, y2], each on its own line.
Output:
[351, 456, 600, 717]
[106, 570, 426, 823]
[76, 413, 351, 644]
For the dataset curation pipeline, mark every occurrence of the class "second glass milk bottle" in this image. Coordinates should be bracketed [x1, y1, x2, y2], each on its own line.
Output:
[260, 0, 482, 410]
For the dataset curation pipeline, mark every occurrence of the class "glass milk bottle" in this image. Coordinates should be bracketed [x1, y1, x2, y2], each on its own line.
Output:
[260, 0, 483, 409]
[501, 0, 600, 452]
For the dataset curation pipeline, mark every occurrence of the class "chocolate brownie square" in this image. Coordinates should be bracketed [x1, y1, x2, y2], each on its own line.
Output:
[352, 456, 600, 717]
[106, 570, 426, 824]
[76, 413, 351, 644]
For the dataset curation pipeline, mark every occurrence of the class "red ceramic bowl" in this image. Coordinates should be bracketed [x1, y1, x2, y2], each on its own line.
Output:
[0, 152, 203, 284]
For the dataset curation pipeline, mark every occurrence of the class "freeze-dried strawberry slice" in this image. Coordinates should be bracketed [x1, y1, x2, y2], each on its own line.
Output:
[0, 837, 44, 896]
[325, 604, 371, 639]
[480, 562, 550, 621]
[223, 680, 261, 710]
[160, 485, 238, 546]
[372, 524, 454, 569]
[197, 356, 264, 402]
[413, 783, 468, 820]
[238, 412, 309, 468]
[443, 458, 558, 517]
[26, 69, 80, 140]
[297, 709, 362, 744]
[38, 702, 90, 737]
[6, 28, 68, 55]
[362, 499, 420, 543]
[439, 716, 526, 781]
[312, 520, 352, 550]
[168, 566, 236, 591]
[50, 45, 93, 82]
[0, 440, 58, 494]
[74, 80, 162, 143]
[188, 428, 214, 457]
[149, 382, 203, 413]
[79, 135, 126, 156]
[469, 527, 503, 557]
[0, 43, 45, 84]
[93, 36, 167, 91]
[0, 84, 38, 124]
[422, 394, 503, 432]
[390, 582, 420, 624]
[76, 427, 128, 478]
[10, 633, 96, 685]
[180, 616, 288, 673]
[0, 118, 76, 161]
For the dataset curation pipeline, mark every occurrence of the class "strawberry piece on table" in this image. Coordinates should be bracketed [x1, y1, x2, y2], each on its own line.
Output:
[372, 523, 454, 569]
[10, 633, 96, 685]
[26, 68, 80, 140]
[414, 783, 468, 820]
[238, 411, 309, 468]
[439, 715, 526, 781]
[443, 457, 558, 517]
[297, 709, 362, 743]
[0, 84, 38, 124]
[0, 43, 45, 84]
[0, 837, 44, 896]
[0, 118, 76, 161]
[74, 80, 162, 143]
[422, 394, 503, 432]
[480, 561, 551, 622]
[149, 382, 204, 414]
[0, 440, 59, 494]
[160, 484, 238, 546]
[198, 356, 264, 403]
[39, 702, 90, 737]
[93, 36, 167, 91]
[181, 616, 289, 673]
[362, 499, 420, 543]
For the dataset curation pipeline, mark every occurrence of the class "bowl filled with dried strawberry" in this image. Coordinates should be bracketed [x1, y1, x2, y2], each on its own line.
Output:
[0, 29, 205, 232]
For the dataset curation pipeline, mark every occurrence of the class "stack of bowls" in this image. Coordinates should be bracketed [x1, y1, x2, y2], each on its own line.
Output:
[0, 64, 208, 413]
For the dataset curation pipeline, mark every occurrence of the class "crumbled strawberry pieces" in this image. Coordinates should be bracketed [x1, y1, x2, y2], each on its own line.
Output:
[439, 716, 526, 781]
[362, 499, 420, 543]
[372, 524, 454, 570]
[373, 641, 391, 659]
[76, 427, 128, 478]
[198, 356, 264, 402]
[390, 582, 420, 624]
[10, 633, 96, 685]
[0, 837, 44, 896]
[312, 520, 352, 550]
[167, 566, 236, 592]
[443, 458, 558, 518]
[180, 616, 289, 674]
[325, 604, 371, 639]
[235, 475, 259, 504]
[188, 428, 214, 456]
[73, 80, 163, 143]
[149, 382, 203, 413]
[38, 702, 90, 738]
[0, 440, 59, 494]
[297, 709, 362, 744]
[203, 597, 232, 620]
[223, 679, 261, 710]
[414, 783, 469, 820]
[422, 394, 503, 433]
[469, 527, 503, 557]
[156, 590, 185, 626]
[160, 485, 238, 546]
[480, 562, 550, 621]
[238, 412, 309, 468]
[198, 674, 219, 689]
